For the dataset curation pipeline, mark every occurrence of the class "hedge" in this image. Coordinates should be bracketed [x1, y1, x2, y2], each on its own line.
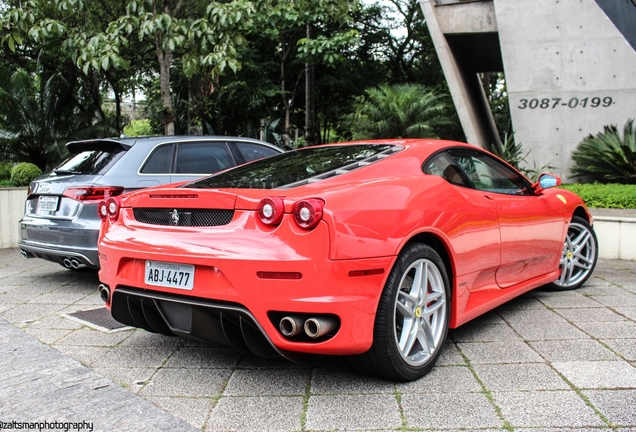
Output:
[560, 183, 636, 209]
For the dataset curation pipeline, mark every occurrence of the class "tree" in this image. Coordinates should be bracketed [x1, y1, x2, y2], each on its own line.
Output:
[1, 0, 150, 135]
[254, 0, 357, 147]
[2, 0, 255, 136]
[348, 83, 454, 139]
[0, 69, 75, 171]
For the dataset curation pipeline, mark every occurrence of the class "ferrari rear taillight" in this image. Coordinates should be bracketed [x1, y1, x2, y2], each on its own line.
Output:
[257, 196, 285, 226]
[63, 186, 124, 202]
[98, 197, 121, 222]
[293, 199, 324, 229]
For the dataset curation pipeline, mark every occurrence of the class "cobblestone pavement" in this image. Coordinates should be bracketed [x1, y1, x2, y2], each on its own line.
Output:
[1, 247, 635, 431]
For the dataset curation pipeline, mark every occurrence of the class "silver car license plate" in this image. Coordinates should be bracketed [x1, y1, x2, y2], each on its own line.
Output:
[37, 196, 59, 214]
[145, 261, 195, 290]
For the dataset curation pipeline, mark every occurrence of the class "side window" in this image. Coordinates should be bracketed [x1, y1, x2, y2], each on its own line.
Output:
[140, 144, 174, 174]
[175, 142, 234, 174]
[423, 152, 469, 187]
[449, 149, 530, 195]
[236, 142, 280, 163]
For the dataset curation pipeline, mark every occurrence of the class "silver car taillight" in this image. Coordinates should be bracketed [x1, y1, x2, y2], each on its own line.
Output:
[63, 186, 124, 202]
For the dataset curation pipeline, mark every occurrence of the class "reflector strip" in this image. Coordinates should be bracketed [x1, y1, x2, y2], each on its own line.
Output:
[256, 271, 303, 280]
[149, 194, 198, 199]
[348, 268, 385, 277]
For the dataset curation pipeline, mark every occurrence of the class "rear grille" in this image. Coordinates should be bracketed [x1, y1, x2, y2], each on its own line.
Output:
[133, 208, 234, 227]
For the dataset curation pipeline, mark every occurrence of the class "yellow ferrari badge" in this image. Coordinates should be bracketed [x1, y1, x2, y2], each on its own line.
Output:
[557, 194, 567, 204]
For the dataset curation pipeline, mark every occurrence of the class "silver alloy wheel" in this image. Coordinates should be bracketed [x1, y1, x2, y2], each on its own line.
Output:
[393, 258, 447, 366]
[553, 221, 596, 288]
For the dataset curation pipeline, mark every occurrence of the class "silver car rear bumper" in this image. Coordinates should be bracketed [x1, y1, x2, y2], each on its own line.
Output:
[19, 216, 100, 269]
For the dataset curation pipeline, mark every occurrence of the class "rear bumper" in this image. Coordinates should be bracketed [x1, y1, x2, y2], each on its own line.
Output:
[101, 253, 393, 355]
[99, 243, 394, 356]
[19, 215, 100, 268]
[19, 240, 99, 269]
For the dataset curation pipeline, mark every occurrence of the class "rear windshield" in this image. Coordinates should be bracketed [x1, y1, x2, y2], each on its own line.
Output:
[53, 148, 125, 175]
[188, 144, 396, 189]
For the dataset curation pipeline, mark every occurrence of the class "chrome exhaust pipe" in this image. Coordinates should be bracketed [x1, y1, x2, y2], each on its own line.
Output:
[70, 259, 81, 269]
[279, 316, 305, 337]
[304, 317, 338, 339]
[63, 258, 72, 268]
[98, 284, 110, 303]
[20, 250, 28, 258]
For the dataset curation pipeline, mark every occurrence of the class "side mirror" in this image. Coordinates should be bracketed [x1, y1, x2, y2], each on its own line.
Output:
[533, 173, 562, 193]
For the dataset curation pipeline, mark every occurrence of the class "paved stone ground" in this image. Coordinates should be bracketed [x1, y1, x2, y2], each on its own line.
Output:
[1, 247, 635, 431]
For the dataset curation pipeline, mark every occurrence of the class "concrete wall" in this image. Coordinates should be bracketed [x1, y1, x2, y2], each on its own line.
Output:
[593, 215, 636, 260]
[495, 0, 636, 179]
[421, 0, 636, 179]
[0, 188, 27, 249]
[420, 0, 501, 150]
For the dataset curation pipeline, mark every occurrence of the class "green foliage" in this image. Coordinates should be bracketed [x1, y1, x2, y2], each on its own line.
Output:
[123, 119, 154, 137]
[10, 162, 42, 187]
[0, 161, 12, 180]
[492, 131, 524, 170]
[0, 69, 74, 171]
[0, 0, 459, 151]
[571, 119, 636, 184]
[347, 83, 454, 139]
[491, 132, 556, 182]
[560, 183, 636, 209]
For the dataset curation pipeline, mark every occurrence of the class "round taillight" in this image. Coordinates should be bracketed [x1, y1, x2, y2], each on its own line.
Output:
[257, 196, 285, 225]
[106, 197, 121, 222]
[98, 200, 108, 221]
[293, 199, 324, 229]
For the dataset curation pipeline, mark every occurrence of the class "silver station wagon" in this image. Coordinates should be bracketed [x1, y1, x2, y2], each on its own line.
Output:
[19, 136, 282, 270]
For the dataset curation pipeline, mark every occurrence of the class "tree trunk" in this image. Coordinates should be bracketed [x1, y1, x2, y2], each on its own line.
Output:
[304, 23, 317, 146]
[113, 85, 121, 134]
[280, 43, 291, 148]
[156, 26, 175, 135]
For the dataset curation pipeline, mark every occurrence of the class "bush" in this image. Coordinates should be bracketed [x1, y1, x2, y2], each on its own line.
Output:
[560, 183, 636, 209]
[0, 161, 11, 180]
[11, 162, 42, 187]
[123, 119, 154, 137]
[570, 119, 636, 184]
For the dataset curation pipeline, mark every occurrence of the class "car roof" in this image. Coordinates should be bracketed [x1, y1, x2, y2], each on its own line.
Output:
[65, 136, 282, 152]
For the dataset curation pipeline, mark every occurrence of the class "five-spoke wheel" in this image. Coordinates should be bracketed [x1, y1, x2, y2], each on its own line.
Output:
[548, 215, 598, 290]
[349, 243, 450, 381]
[394, 258, 447, 367]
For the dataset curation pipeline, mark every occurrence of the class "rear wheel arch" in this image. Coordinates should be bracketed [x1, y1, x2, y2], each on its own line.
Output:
[405, 232, 455, 287]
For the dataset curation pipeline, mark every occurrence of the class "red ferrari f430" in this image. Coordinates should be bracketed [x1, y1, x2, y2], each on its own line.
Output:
[97, 140, 598, 380]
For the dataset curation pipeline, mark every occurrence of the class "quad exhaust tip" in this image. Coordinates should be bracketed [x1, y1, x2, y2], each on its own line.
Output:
[98, 284, 110, 303]
[63, 258, 82, 269]
[304, 317, 337, 339]
[279, 316, 305, 337]
[279, 315, 338, 339]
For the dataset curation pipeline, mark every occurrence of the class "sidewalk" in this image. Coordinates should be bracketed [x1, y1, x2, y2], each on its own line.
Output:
[1, 247, 635, 431]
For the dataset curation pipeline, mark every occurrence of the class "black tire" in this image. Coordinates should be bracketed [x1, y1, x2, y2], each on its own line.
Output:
[546, 215, 598, 291]
[349, 243, 451, 381]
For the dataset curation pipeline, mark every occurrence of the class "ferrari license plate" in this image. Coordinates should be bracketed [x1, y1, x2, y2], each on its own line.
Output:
[144, 261, 194, 290]
[37, 196, 59, 214]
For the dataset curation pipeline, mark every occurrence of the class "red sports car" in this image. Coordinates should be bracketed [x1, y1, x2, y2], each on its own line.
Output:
[97, 140, 598, 380]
